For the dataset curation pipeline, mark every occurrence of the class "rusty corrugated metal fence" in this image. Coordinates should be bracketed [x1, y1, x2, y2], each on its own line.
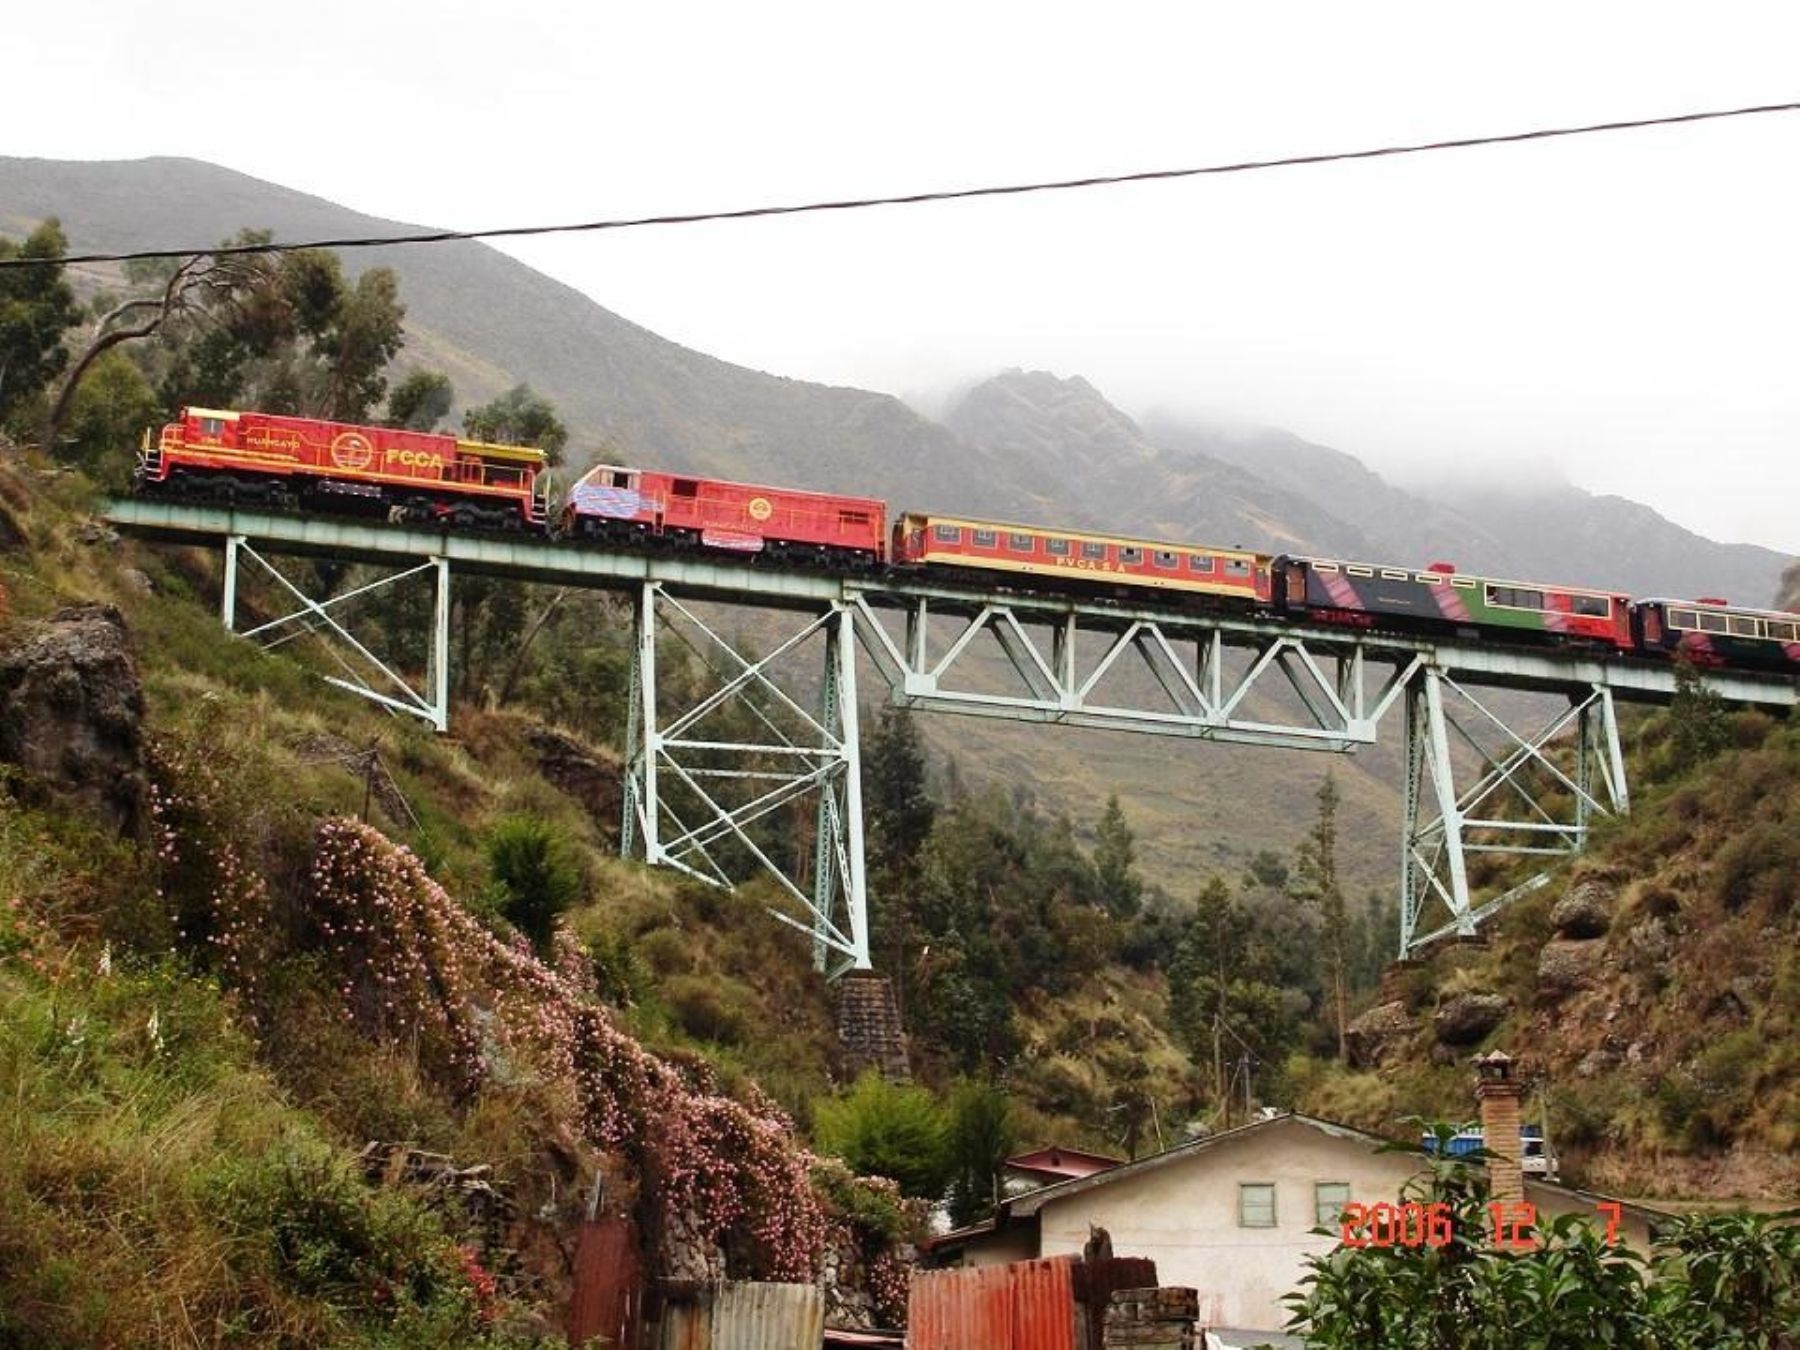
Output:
[657, 1281, 825, 1349]
[909, 1256, 1079, 1350]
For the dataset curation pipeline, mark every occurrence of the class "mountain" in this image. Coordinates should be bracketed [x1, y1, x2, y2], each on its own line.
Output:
[1141, 409, 1790, 603]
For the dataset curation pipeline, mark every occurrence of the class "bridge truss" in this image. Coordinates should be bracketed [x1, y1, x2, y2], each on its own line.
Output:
[108, 500, 1796, 969]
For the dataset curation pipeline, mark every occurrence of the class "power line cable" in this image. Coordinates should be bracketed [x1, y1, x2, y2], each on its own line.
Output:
[4, 98, 1798, 270]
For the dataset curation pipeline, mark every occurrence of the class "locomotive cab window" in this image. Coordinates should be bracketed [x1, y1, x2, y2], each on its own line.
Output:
[607, 470, 633, 488]
[1120, 546, 1144, 565]
[197, 417, 225, 438]
[1009, 533, 1035, 552]
[1046, 537, 1071, 557]
[1189, 555, 1215, 573]
[672, 478, 699, 498]
[933, 524, 962, 543]
[1082, 542, 1109, 561]
[1572, 595, 1612, 617]
[1153, 550, 1178, 570]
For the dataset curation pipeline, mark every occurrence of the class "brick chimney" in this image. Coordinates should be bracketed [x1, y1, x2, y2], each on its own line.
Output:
[1474, 1050, 1524, 1205]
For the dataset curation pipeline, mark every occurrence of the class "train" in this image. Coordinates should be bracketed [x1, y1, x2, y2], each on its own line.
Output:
[138, 406, 1800, 674]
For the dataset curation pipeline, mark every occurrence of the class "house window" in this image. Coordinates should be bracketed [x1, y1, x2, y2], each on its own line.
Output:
[1082, 542, 1109, 561]
[973, 529, 998, 548]
[1046, 537, 1071, 557]
[933, 524, 962, 543]
[1315, 1182, 1351, 1227]
[1239, 1183, 1277, 1228]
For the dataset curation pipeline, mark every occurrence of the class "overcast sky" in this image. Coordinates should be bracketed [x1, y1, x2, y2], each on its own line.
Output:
[14, 2, 1799, 554]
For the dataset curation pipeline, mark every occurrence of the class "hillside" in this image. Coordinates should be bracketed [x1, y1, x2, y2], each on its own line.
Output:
[1302, 704, 1800, 1200]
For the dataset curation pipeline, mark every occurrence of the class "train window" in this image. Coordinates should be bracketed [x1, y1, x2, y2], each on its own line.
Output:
[607, 471, 632, 488]
[973, 529, 998, 548]
[840, 509, 872, 525]
[1381, 568, 1408, 581]
[1226, 559, 1250, 575]
[1347, 565, 1374, 577]
[1120, 547, 1144, 565]
[1312, 561, 1340, 573]
[1771, 619, 1799, 642]
[1698, 612, 1728, 633]
[1572, 595, 1612, 617]
[1452, 578, 1478, 589]
[1668, 608, 1699, 630]
[1046, 537, 1071, 557]
[933, 524, 962, 543]
[197, 417, 225, 437]
[672, 479, 699, 498]
[1082, 541, 1108, 560]
[1009, 533, 1035, 552]
[1153, 550, 1178, 569]
[1489, 586, 1545, 611]
[1728, 615, 1760, 637]
[1418, 573, 1445, 585]
[1189, 555, 1215, 573]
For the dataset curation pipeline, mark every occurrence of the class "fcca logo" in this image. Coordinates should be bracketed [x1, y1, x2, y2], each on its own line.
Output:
[329, 431, 375, 471]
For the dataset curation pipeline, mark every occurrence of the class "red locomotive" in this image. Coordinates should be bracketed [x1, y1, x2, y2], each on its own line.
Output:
[564, 462, 885, 566]
[132, 406, 1799, 677]
[139, 407, 550, 529]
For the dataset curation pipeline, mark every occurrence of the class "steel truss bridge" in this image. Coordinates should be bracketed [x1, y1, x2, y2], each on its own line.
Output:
[106, 499, 1797, 973]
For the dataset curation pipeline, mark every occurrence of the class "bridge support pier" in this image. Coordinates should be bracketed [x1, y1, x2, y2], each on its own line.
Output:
[1400, 668, 1630, 955]
[620, 584, 871, 974]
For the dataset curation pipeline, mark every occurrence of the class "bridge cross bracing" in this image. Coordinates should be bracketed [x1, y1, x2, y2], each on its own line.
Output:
[105, 500, 1797, 969]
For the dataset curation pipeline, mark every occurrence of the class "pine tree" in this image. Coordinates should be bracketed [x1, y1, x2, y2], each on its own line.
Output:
[1294, 772, 1350, 1061]
[1093, 793, 1142, 919]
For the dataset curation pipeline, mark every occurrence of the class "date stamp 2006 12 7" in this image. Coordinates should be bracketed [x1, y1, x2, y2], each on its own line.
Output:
[1338, 1201, 1624, 1252]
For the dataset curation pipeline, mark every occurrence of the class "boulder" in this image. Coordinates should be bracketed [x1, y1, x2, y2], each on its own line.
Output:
[1345, 1000, 1414, 1069]
[1432, 992, 1509, 1046]
[1537, 939, 1604, 1001]
[0, 604, 146, 834]
[1551, 879, 1615, 938]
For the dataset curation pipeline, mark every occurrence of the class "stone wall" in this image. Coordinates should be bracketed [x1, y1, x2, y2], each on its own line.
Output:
[1104, 1286, 1199, 1350]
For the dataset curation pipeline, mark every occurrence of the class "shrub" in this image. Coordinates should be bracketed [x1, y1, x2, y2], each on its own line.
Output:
[812, 1071, 951, 1200]
[483, 815, 584, 951]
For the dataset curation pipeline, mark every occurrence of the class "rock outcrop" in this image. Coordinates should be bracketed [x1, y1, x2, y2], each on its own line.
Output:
[0, 604, 146, 834]
[1345, 1000, 1414, 1069]
[1537, 939, 1605, 1001]
[522, 724, 622, 842]
[1551, 878, 1616, 939]
[1433, 992, 1509, 1046]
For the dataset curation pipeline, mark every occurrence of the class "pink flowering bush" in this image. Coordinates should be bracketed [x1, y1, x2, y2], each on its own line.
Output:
[304, 816, 859, 1283]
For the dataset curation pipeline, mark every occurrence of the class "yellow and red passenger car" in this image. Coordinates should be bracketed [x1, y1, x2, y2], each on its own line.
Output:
[891, 511, 1273, 603]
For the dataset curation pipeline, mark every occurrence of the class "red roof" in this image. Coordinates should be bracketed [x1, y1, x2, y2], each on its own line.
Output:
[1005, 1146, 1123, 1180]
